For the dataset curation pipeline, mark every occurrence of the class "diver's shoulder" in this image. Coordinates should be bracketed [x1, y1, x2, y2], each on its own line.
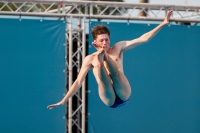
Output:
[84, 52, 97, 60]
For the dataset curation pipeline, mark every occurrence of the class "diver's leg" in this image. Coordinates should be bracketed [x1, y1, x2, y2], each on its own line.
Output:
[105, 55, 131, 101]
[94, 51, 116, 106]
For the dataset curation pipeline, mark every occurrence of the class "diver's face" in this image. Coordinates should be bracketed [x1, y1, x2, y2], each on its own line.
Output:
[95, 34, 110, 51]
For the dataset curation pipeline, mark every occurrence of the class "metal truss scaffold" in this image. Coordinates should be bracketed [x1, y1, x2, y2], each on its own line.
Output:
[65, 16, 86, 133]
[1, 1, 200, 133]
[0, 0, 200, 22]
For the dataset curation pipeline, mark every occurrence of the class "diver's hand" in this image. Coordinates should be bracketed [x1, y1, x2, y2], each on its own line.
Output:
[163, 10, 173, 24]
[47, 102, 63, 110]
[92, 41, 103, 50]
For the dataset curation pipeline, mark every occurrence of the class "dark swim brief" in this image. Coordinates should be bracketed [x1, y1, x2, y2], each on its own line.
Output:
[110, 94, 129, 108]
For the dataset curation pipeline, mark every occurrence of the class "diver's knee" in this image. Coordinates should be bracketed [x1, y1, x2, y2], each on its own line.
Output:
[99, 95, 115, 106]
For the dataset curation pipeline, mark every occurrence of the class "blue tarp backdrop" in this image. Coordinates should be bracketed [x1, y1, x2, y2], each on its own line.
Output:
[88, 22, 200, 133]
[0, 17, 66, 133]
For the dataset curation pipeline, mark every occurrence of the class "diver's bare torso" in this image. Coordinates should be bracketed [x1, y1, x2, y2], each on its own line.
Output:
[90, 47, 125, 83]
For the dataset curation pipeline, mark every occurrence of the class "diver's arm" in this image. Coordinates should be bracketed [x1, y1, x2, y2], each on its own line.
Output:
[114, 10, 173, 51]
[47, 55, 92, 109]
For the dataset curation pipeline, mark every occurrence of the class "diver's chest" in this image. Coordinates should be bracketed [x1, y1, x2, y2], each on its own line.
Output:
[109, 55, 121, 63]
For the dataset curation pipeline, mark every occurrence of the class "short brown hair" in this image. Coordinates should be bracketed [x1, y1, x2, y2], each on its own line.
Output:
[92, 25, 110, 40]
